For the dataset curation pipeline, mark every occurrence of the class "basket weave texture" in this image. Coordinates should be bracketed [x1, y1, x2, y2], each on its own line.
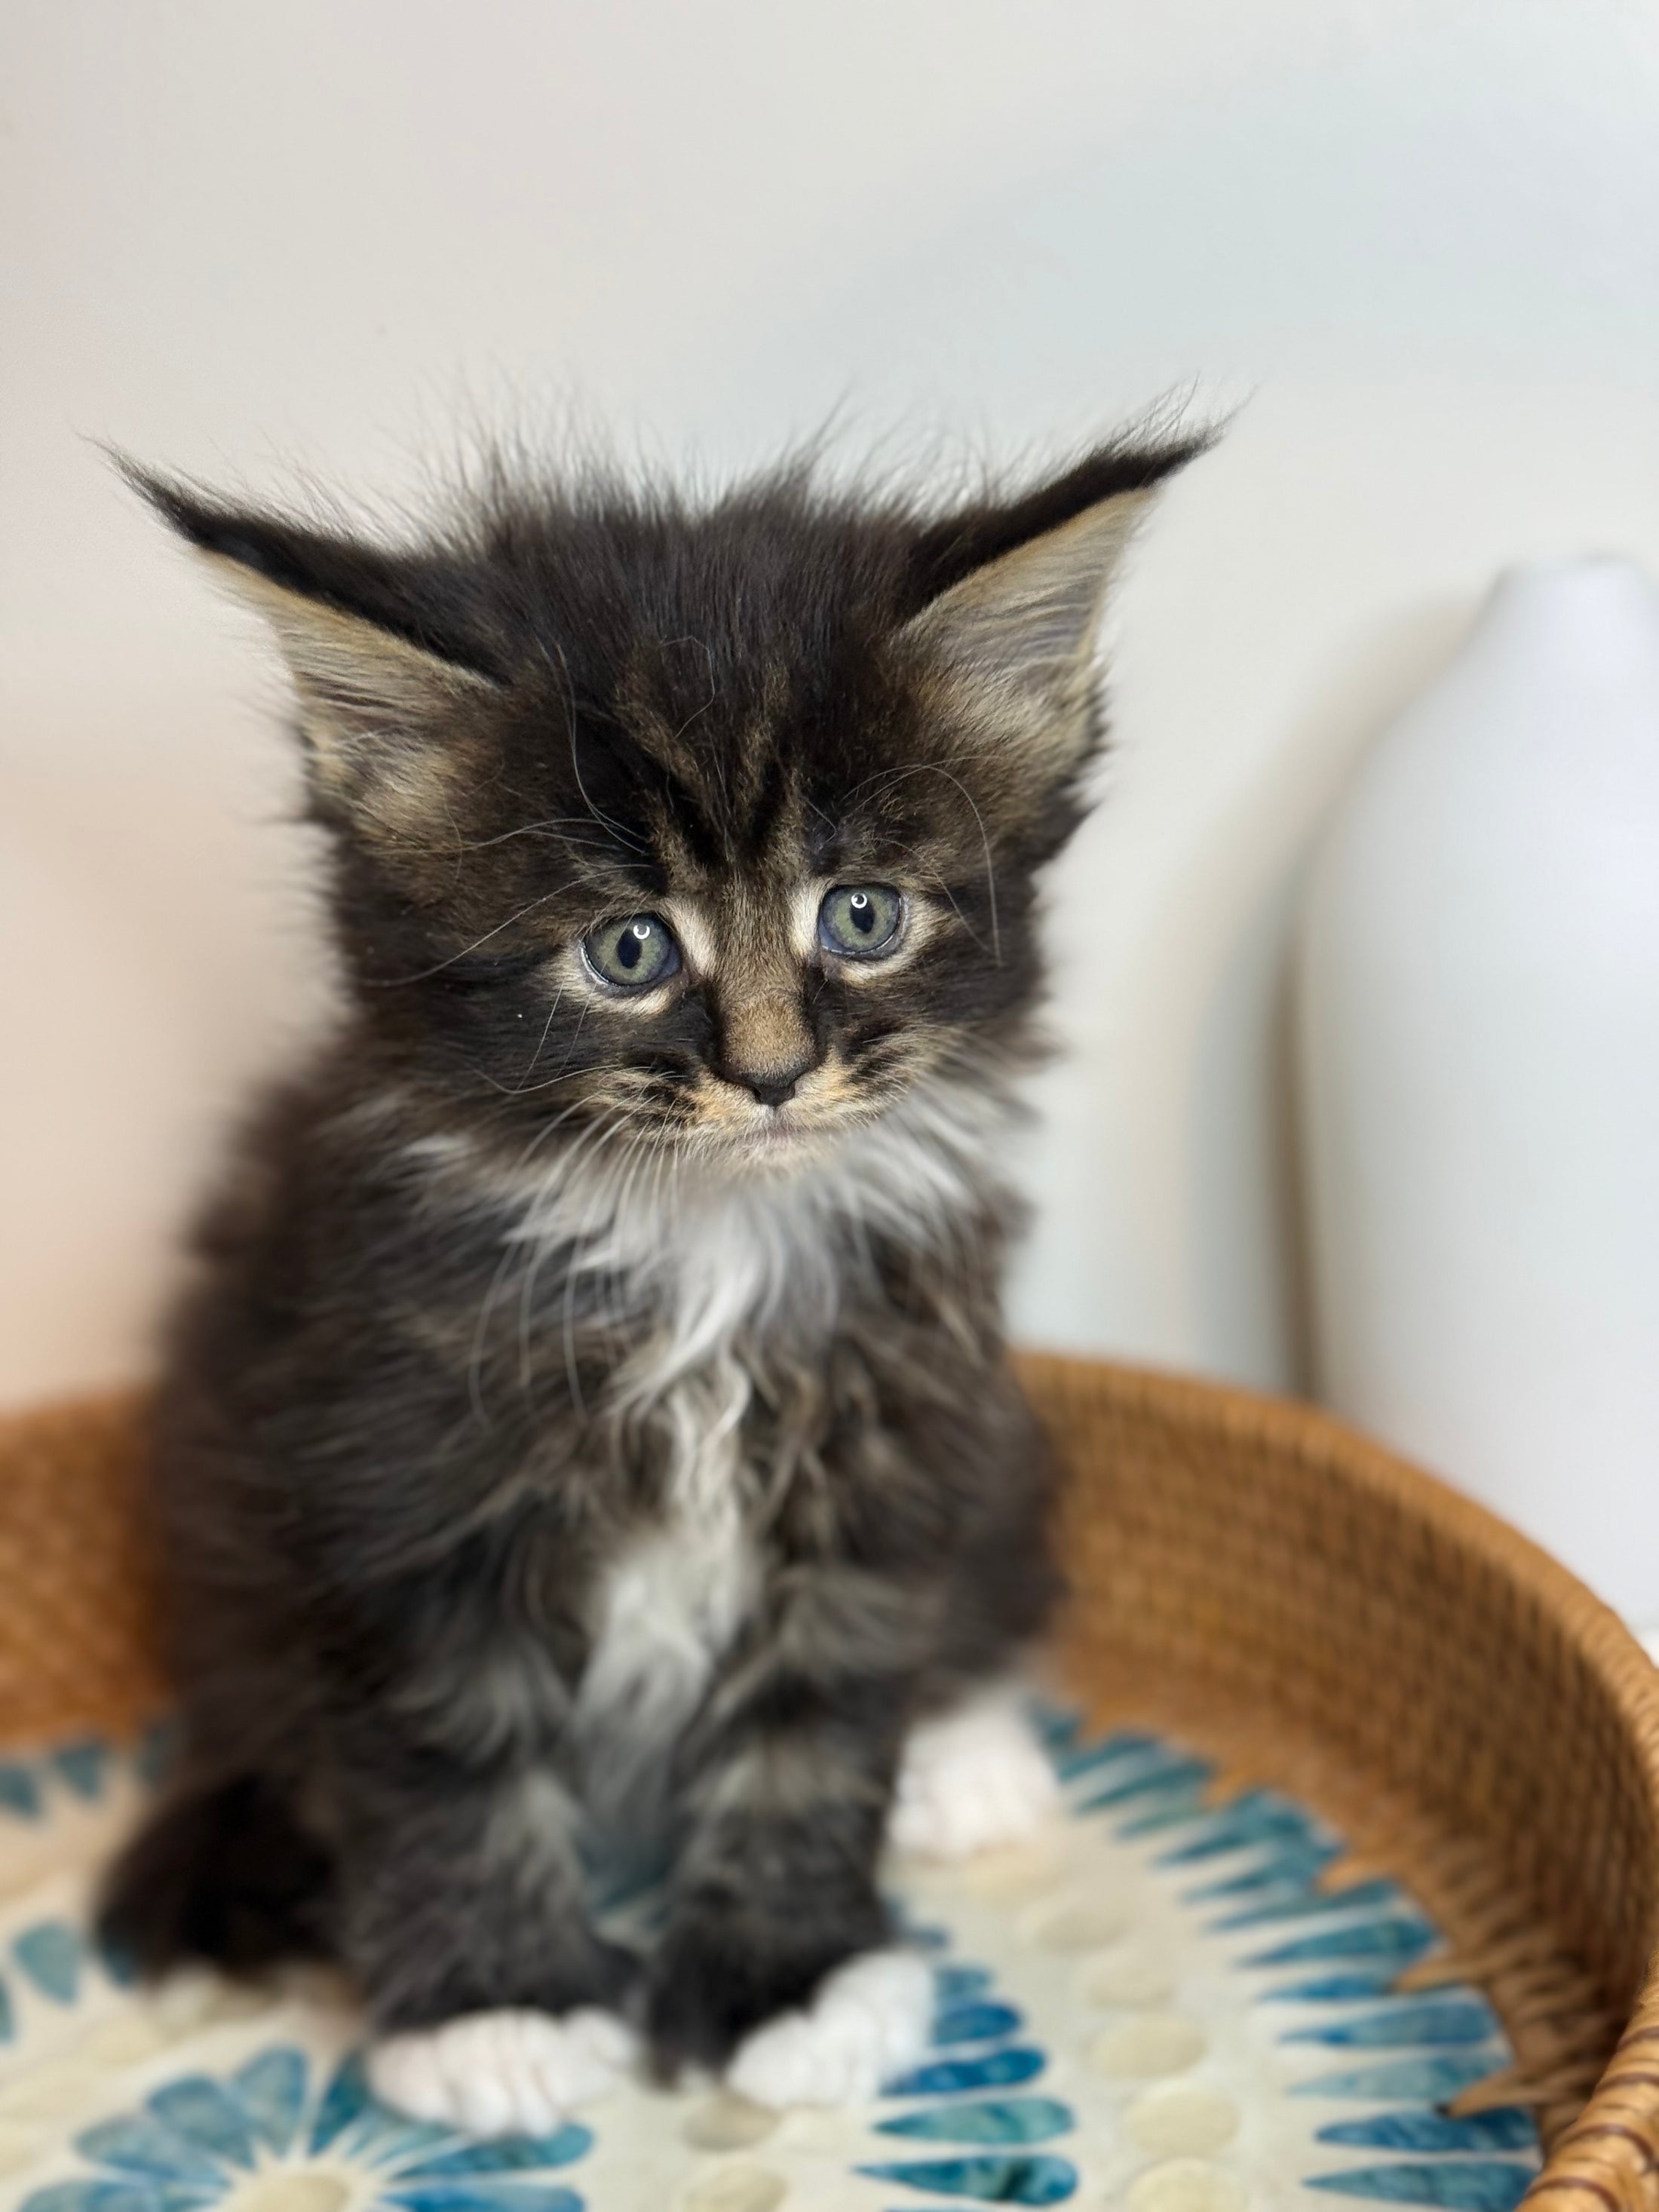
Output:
[0, 1355, 1656, 2207]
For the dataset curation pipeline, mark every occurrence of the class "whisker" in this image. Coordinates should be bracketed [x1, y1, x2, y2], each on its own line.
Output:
[538, 636, 649, 855]
[369, 888, 572, 988]
[833, 760, 1001, 964]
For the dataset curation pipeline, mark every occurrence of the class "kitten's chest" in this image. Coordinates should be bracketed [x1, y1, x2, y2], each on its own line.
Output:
[572, 1231, 785, 1764]
[574, 1481, 756, 1759]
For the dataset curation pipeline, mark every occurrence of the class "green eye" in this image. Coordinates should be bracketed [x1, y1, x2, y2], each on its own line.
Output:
[582, 913, 681, 990]
[818, 884, 904, 959]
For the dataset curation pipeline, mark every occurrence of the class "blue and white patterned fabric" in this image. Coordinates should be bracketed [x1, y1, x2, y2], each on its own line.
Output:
[0, 1713, 1541, 2210]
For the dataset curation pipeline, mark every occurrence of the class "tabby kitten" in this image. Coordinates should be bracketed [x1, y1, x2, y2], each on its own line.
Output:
[100, 434, 1198, 2134]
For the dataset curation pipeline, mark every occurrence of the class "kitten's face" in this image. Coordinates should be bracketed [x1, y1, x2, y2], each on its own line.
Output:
[141, 446, 1196, 1183]
[333, 608, 1044, 1181]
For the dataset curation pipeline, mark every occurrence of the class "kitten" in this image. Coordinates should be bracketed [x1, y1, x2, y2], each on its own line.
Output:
[99, 434, 1199, 2131]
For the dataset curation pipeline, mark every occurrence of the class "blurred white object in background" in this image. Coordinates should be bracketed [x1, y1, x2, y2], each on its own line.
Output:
[1298, 557, 1659, 1624]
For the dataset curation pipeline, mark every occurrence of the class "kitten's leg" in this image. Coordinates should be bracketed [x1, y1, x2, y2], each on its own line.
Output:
[338, 1757, 639, 2135]
[887, 1681, 1059, 1862]
[712, 1685, 1063, 2109]
[645, 1573, 931, 2096]
[97, 1767, 335, 1974]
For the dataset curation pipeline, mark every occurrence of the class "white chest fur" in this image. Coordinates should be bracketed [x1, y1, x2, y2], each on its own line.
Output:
[508, 1079, 1010, 1763]
[570, 1210, 779, 1769]
[576, 1487, 756, 1753]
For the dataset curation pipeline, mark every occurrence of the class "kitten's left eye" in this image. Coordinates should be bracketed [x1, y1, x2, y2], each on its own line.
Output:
[582, 913, 681, 990]
[818, 885, 905, 959]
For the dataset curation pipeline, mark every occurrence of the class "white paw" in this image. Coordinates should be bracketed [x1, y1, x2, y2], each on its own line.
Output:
[725, 1948, 933, 2110]
[888, 1688, 1060, 1862]
[367, 2006, 637, 2137]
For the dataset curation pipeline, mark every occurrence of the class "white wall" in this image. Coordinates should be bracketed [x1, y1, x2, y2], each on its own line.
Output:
[5, 0, 1659, 1408]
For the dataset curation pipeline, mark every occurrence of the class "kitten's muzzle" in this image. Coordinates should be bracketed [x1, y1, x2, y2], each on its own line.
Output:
[710, 983, 821, 1111]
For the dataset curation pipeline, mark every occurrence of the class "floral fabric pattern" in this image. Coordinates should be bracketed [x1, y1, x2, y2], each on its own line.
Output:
[0, 1714, 1541, 2211]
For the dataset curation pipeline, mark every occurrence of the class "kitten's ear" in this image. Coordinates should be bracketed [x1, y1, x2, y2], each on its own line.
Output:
[127, 467, 501, 827]
[900, 439, 1201, 773]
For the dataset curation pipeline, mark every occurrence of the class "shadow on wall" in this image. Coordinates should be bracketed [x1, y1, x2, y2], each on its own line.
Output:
[1184, 597, 1475, 1396]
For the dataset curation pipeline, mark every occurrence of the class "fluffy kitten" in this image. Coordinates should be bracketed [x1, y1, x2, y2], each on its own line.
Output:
[99, 434, 1198, 2130]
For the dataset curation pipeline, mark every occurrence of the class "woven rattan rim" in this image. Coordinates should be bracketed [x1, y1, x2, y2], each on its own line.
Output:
[0, 1359, 1655, 2205]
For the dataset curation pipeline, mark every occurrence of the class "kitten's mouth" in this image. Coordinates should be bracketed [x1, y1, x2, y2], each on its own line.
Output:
[750, 1113, 808, 1150]
[738, 1110, 820, 1161]
[713, 1103, 856, 1175]
[678, 1059, 888, 1174]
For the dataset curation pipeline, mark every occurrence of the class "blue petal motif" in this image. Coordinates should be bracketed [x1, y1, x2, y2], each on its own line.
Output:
[935, 1964, 995, 2002]
[1291, 2054, 1498, 2102]
[1317, 2109, 1538, 2153]
[94, 1933, 139, 1988]
[1247, 1919, 1437, 1968]
[1259, 1971, 1403, 2002]
[907, 1923, 951, 1952]
[52, 1739, 110, 1800]
[876, 2097, 1075, 2144]
[27, 2037, 599, 2212]
[1118, 1794, 1232, 1840]
[1204, 1876, 1324, 1919]
[1078, 1755, 1213, 1815]
[1185, 1858, 1345, 1911]
[1210, 1879, 1406, 1931]
[1284, 2002, 1499, 2049]
[1055, 1729, 1162, 1782]
[232, 2045, 309, 2155]
[20, 2186, 167, 2212]
[397, 2125, 593, 2177]
[1031, 1702, 1081, 1753]
[934, 1999, 1023, 2045]
[15, 1919, 84, 2004]
[0, 1762, 41, 1819]
[148, 2075, 258, 2168]
[860, 2152, 1078, 2202]
[0, 1972, 12, 2042]
[387, 2189, 585, 2212]
[308, 2051, 374, 2152]
[74, 2111, 224, 2185]
[1185, 1843, 1342, 1901]
[887, 2046, 1047, 2097]
[1155, 1793, 1323, 1862]
[1305, 2161, 1534, 2207]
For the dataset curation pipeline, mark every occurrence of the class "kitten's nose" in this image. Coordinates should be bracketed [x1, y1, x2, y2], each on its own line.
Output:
[741, 1067, 806, 1110]
[714, 988, 817, 1110]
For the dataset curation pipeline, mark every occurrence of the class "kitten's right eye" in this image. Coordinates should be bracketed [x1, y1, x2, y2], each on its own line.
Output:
[817, 884, 905, 959]
[581, 914, 682, 991]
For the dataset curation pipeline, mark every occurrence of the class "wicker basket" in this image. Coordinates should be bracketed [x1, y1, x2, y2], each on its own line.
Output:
[0, 1355, 1655, 2207]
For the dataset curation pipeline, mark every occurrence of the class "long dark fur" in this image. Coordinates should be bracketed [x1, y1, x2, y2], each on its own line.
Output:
[100, 434, 1201, 2073]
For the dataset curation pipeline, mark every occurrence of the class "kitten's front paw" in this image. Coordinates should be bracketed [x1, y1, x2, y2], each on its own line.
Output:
[368, 2006, 637, 2137]
[725, 1948, 933, 2109]
[888, 1688, 1059, 1862]
[646, 1894, 892, 2079]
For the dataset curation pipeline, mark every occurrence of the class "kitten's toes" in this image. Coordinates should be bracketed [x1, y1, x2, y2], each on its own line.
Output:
[725, 1948, 932, 2109]
[888, 1688, 1059, 1862]
[368, 2006, 638, 2136]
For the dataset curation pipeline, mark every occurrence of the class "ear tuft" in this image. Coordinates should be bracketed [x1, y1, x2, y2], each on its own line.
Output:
[123, 462, 502, 832]
[900, 436, 1204, 772]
